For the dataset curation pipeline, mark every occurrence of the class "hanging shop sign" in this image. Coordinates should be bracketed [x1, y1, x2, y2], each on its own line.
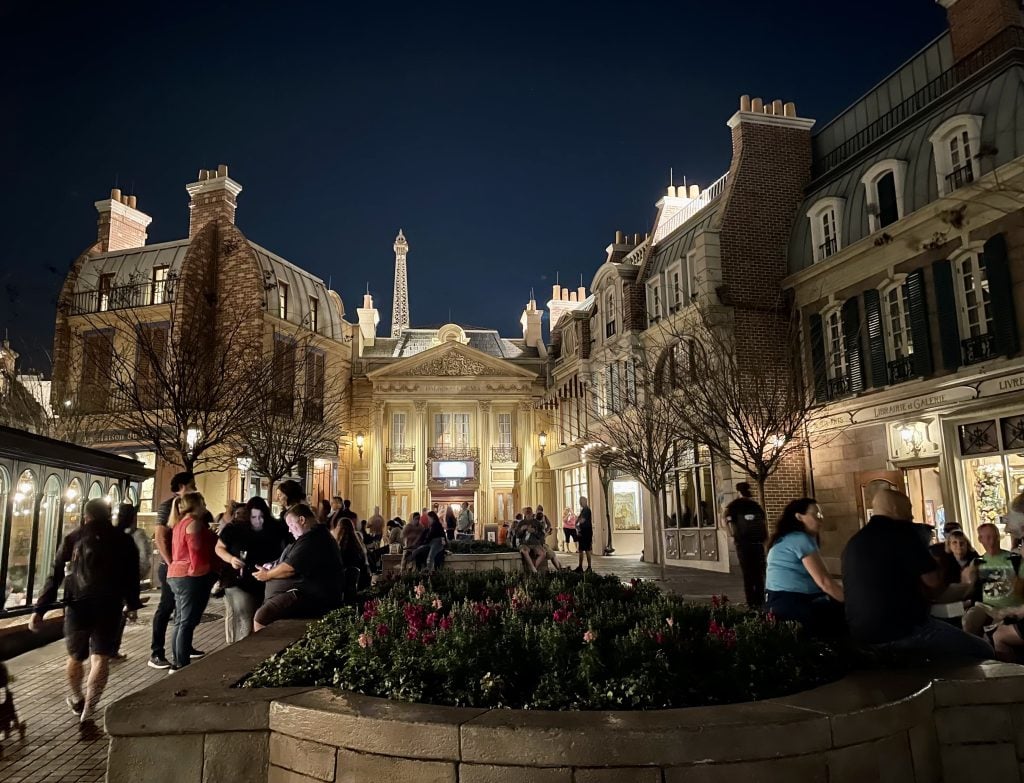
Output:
[977, 371, 1024, 399]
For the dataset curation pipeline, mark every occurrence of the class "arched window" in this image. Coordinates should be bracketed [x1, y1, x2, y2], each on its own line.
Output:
[807, 197, 845, 262]
[0, 466, 9, 575]
[6, 470, 37, 609]
[861, 159, 908, 232]
[36, 475, 63, 591]
[64, 478, 83, 537]
[108, 484, 121, 518]
[604, 289, 617, 339]
[126, 485, 139, 508]
[88, 480, 103, 501]
[929, 114, 983, 196]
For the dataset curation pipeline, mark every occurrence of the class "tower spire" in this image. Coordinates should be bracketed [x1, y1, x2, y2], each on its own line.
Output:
[391, 229, 410, 339]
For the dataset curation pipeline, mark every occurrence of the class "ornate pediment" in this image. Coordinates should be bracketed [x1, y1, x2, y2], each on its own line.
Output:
[366, 341, 539, 382]
[408, 352, 489, 377]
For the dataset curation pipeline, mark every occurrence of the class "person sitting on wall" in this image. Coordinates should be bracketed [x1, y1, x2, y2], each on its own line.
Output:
[412, 511, 448, 573]
[516, 508, 548, 574]
[962, 523, 1024, 637]
[842, 489, 992, 660]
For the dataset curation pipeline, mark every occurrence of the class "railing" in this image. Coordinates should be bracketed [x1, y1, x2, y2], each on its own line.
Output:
[623, 240, 649, 267]
[887, 355, 916, 385]
[827, 374, 851, 400]
[945, 165, 975, 192]
[652, 171, 729, 245]
[69, 279, 176, 315]
[386, 447, 415, 463]
[427, 447, 479, 461]
[962, 333, 996, 365]
[812, 26, 1024, 179]
[818, 237, 838, 259]
[490, 446, 519, 463]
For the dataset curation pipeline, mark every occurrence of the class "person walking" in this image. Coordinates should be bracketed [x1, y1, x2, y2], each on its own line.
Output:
[456, 503, 475, 540]
[149, 471, 195, 669]
[111, 503, 150, 659]
[29, 499, 142, 723]
[575, 497, 594, 572]
[166, 492, 218, 669]
[725, 482, 769, 608]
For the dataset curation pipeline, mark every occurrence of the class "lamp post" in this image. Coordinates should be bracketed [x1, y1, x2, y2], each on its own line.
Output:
[538, 431, 547, 457]
[236, 456, 252, 500]
[355, 433, 365, 461]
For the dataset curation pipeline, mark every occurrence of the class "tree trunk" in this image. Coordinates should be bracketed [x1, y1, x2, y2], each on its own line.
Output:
[653, 501, 666, 581]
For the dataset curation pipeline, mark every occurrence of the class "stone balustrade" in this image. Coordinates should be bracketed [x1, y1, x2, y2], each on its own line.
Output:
[106, 619, 1024, 783]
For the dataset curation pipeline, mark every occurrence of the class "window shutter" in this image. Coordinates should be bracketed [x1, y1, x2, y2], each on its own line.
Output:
[808, 313, 828, 402]
[905, 269, 933, 378]
[863, 289, 888, 387]
[842, 297, 865, 393]
[932, 259, 962, 370]
[982, 233, 1019, 358]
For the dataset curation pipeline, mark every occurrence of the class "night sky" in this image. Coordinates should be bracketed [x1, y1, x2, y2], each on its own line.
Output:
[1, 1, 946, 370]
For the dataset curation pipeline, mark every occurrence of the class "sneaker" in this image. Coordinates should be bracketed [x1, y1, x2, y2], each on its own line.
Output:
[111, 653, 128, 663]
[573, 566, 583, 573]
[79, 702, 95, 724]
[66, 695, 85, 715]
[147, 655, 172, 670]
[189, 649, 206, 660]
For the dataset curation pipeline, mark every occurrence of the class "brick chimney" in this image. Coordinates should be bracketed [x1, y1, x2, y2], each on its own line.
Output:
[95, 188, 152, 252]
[185, 164, 242, 238]
[547, 282, 588, 331]
[938, 0, 1023, 62]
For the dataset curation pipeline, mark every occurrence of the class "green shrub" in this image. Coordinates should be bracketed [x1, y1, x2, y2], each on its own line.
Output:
[446, 539, 512, 555]
[244, 571, 848, 709]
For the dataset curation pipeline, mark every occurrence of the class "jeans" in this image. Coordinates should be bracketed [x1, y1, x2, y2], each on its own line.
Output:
[167, 575, 211, 667]
[765, 590, 845, 636]
[869, 617, 994, 661]
[223, 587, 260, 644]
[735, 541, 767, 608]
[151, 561, 176, 658]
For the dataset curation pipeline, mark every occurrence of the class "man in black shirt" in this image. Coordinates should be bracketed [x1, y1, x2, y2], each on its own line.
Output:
[842, 489, 991, 660]
[724, 482, 768, 608]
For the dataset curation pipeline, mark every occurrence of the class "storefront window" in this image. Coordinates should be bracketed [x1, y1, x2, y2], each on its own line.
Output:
[958, 417, 1024, 541]
[87, 480, 103, 501]
[562, 466, 587, 518]
[663, 445, 716, 528]
[0, 467, 8, 569]
[35, 475, 63, 596]
[135, 452, 156, 513]
[64, 478, 83, 538]
[611, 479, 642, 531]
[963, 456, 1007, 529]
[6, 470, 37, 609]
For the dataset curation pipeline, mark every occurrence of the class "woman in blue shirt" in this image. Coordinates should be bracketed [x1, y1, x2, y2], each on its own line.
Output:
[765, 498, 844, 634]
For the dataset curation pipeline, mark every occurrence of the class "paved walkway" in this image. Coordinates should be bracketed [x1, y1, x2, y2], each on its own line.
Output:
[1, 596, 226, 783]
[591, 555, 745, 602]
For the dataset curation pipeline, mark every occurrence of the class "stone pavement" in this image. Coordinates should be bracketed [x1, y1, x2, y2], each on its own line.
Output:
[0, 595, 227, 783]
[591, 554, 746, 602]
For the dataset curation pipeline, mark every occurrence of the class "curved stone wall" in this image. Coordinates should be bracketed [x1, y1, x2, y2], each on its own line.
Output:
[381, 551, 523, 576]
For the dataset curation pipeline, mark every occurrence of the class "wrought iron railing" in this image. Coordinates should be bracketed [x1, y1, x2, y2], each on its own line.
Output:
[827, 374, 851, 400]
[887, 355, 916, 385]
[490, 445, 519, 463]
[962, 333, 996, 365]
[818, 236, 838, 259]
[945, 165, 975, 192]
[652, 171, 729, 245]
[69, 279, 177, 315]
[386, 447, 415, 463]
[812, 27, 1024, 179]
[427, 446, 479, 461]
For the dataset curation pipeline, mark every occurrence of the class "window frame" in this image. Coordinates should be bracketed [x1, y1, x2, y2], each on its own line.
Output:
[391, 412, 406, 450]
[497, 412, 513, 448]
[821, 304, 847, 382]
[646, 276, 662, 324]
[277, 280, 289, 320]
[861, 159, 908, 233]
[684, 251, 698, 304]
[951, 245, 993, 339]
[150, 265, 170, 305]
[807, 197, 845, 262]
[880, 277, 914, 361]
[604, 289, 617, 339]
[928, 114, 983, 197]
[308, 296, 319, 332]
[666, 260, 684, 312]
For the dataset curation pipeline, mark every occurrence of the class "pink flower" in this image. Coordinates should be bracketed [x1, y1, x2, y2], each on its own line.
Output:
[375, 624, 389, 638]
[553, 608, 574, 623]
[407, 630, 419, 640]
[555, 592, 574, 606]
[361, 600, 378, 622]
[439, 616, 453, 631]
[764, 611, 777, 624]
[432, 598, 443, 609]
[665, 617, 674, 627]
[414, 584, 427, 599]
[583, 630, 596, 643]
[426, 612, 439, 628]
[357, 632, 372, 649]
[421, 631, 436, 645]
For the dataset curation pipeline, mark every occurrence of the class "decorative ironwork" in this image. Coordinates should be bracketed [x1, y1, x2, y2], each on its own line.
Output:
[818, 236, 838, 258]
[945, 165, 974, 192]
[959, 419, 999, 456]
[386, 447, 415, 463]
[69, 278, 177, 315]
[490, 445, 519, 463]
[1001, 416, 1024, 451]
[962, 334, 996, 365]
[827, 374, 851, 400]
[887, 356, 916, 385]
[427, 447, 479, 461]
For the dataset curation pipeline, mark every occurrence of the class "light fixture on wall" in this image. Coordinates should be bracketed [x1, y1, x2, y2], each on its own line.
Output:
[538, 431, 548, 457]
[236, 456, 252, 499]
[355, 433, 365, 461]
[899, 423, 925, 457]
[185, 426, 201, 455]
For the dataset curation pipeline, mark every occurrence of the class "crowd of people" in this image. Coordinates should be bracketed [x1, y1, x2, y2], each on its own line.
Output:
[729, 481, 1019, 663]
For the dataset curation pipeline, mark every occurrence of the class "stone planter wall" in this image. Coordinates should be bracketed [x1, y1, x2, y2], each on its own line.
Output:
[106, 620, 1024, 783]
[381, 551, 523, 577]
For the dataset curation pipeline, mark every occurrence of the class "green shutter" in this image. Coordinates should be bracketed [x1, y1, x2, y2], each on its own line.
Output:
[842, 296, 865, 393]
[983, 233, 1019, 358]
[905, 269, 933, 378]
[863, 288, 888, 387]
[932, 259, 962, 370]
[808, 313, 827, 403]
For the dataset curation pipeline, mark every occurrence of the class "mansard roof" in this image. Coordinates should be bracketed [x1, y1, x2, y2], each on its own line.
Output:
[360, 327, 541, 361]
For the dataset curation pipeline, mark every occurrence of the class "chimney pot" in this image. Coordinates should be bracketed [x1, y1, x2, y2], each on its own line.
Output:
[577, 286, 586, 301]
[784, 101, 796, 117]
[667, 185, 677, 197]
[569, 291, 577, 302]
[128, 195, 137, 209]
[217, 164, 228, 177]
[740, 95, 751, 112]
[110, 187, 122, 201]
[689, 184, 700, 198]
[751, 97, 764, 113]
[552, 284, 562, 301]
[120, 194, 129, 205]
[772, 99, 784, 115]
[615, 230, 625, 244]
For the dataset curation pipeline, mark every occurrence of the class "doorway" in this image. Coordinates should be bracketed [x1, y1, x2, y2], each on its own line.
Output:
[903, 464, 945, 534]
[854, 470, 906, 527]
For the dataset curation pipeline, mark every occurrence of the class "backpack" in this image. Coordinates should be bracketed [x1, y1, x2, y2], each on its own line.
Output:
[66, 522, 119, 600]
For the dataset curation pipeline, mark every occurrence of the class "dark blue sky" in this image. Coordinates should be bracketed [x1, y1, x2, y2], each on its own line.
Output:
[0, 0, 946, 369]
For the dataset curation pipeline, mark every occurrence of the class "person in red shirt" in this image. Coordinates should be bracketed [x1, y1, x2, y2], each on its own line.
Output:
[166, 492, 217, 669]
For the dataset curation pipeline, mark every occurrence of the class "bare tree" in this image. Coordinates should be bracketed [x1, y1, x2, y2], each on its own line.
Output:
[581, 346, 689, 578]
[238, 333, 350, 497]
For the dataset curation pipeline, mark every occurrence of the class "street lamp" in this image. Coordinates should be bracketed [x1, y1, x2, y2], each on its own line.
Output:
[237, 456, 252, 500]
[185, 427, 201, 454]
[355, 433, 365, 461]
[538, 431, 548, 457]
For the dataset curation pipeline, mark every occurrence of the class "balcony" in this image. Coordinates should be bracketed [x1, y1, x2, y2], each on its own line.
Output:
[428, 446, 479, 461]
[386, 447, 415, 463]
[490, 445, 519, 463]
[827, 374, 851, 400]
[887, 356, 916, 385]
[69, 279, 176, 315]
[945, 164, 974, 193]
[818, 236, 837, 259]
[962, 333, 996, 365]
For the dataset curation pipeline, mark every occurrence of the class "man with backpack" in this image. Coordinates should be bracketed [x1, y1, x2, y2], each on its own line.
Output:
[30, 498, 142, 723]
[724, 482, 768, 608]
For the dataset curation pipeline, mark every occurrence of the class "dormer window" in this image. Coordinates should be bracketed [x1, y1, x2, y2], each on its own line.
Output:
[929, 114, 983, 196]
[646, 278, 662, 324]
[861, 160, 908, 232]
[667, 261, 683, 311]
[604, 290, 616, 338]
[277, 280, 289, 319]
[808, 197, 845, 262]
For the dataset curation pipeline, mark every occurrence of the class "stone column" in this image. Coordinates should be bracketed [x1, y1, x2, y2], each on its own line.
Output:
[369, 400, 385, 515]
[414, 400, 428, 512]
[478, 400, 492, 534]
[517, 400, 536, 509]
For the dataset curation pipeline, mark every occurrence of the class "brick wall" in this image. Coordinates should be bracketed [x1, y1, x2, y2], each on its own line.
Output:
[97, 211, 148, 252]
[622, 278, 647, 333]
[944, 0, 1022, 61]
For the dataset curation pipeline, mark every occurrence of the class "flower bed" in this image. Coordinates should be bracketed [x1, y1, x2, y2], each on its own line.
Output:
[446, 539, 511, 554]
[245, 571, 847, 709]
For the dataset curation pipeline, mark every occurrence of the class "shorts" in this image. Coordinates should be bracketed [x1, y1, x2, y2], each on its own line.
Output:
[64, 598, 123, 661]
[577, 534, 593, 553]
[563, 528, 578, 543]
[254, 590, 331, 627]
